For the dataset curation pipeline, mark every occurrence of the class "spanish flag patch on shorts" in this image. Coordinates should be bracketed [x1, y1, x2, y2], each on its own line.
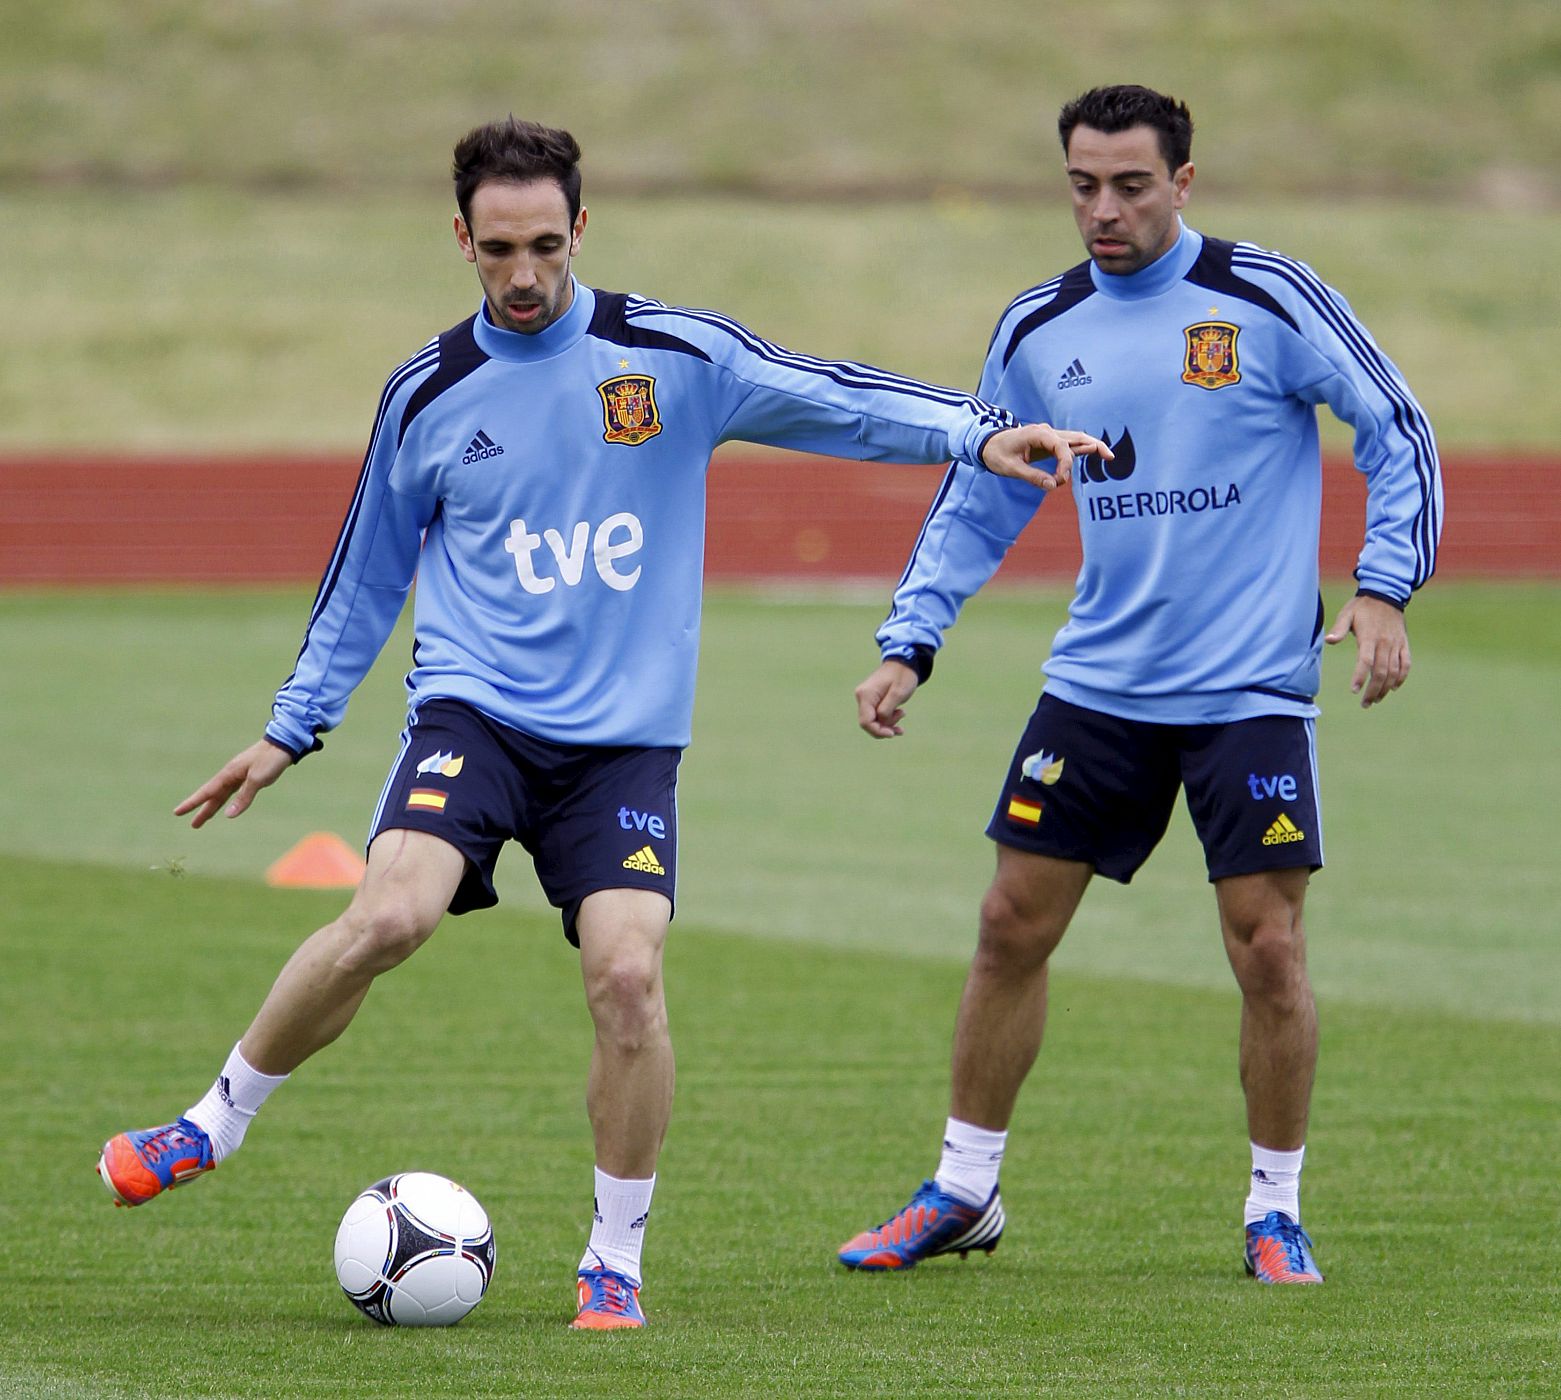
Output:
[1006, 794, 1042, 825]
[406, 788, 448, 813]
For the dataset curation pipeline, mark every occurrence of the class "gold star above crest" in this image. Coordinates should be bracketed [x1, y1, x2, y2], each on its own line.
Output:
[1208, 307, 1219, 315]
[619, 359, 631, 370]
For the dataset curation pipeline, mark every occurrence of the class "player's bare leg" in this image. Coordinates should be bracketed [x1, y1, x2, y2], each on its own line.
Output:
[837, 848, 1090, 1270]
[1218, 866, 1325, 1282]
[571, 888, 673, 1327]
[241, 828, 468, 1075]
[1216, 868, 1316, 1151]
[577, 888, 675, 1176]
[949, 847, 1093, 1129]
[97, 828, 466, 1206]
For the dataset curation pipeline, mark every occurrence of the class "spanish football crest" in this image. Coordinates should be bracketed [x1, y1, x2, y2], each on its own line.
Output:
[1181, 321, 1241, 390]
[597, 375, 663, 446]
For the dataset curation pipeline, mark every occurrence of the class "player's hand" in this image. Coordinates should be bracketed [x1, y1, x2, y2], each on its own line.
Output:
[1325, 595, 1411, 708]
[980, 423, 1110, 491]
[175, 739, 294, 827]
[855, 658, 921, 739]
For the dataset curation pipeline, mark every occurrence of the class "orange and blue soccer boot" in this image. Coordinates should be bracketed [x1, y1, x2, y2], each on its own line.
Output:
[837, 1179, 1005, 1271]
[571, 1268, 646, 1330]
[1244, 1210, 1324, 1284]
[96, 1117, 215, 1207]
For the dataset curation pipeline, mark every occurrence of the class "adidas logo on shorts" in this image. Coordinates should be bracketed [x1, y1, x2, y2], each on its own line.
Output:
[621, 845, 666, 875]
[1262, 813, 1306, 845]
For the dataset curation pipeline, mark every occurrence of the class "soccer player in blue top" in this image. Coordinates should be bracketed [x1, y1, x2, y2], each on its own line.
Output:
[836, 85, 1442, 1285]
[93, 118, 1106, 1329]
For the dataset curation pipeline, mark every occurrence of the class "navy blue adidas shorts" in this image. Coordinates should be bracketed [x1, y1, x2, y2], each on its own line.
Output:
[369, 699, 680, 945]
[986, 693, 1323, 883]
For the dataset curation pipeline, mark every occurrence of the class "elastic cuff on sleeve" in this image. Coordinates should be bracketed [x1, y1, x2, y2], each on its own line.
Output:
[957, 405, 1019, 472]
[264, 733, 324, 764]
[1355, 587, 1407, 611]
[883, 645, 936, 685]
[968, 424, 1004, 472]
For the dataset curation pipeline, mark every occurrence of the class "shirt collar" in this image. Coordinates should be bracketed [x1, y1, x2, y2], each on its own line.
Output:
[1088, 222, 1202, 300]
[472, 279, 595, 361]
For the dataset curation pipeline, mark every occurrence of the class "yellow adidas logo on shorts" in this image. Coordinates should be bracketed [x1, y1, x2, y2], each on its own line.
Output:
[622, 845, 666, 875]
[1262, 813, 1306, 846]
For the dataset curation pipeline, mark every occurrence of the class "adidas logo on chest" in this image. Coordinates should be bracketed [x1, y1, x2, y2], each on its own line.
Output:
[463, 430, 505, 464]
[1056, 358, 1092, 390]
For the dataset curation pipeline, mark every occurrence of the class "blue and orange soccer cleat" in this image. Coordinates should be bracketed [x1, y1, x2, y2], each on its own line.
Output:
[96, 1118, 215, 1208]
[570, 1268, 646, 1330]
[837, 1179, 1005, 1271]
[1244, 1210, 1324, 1284]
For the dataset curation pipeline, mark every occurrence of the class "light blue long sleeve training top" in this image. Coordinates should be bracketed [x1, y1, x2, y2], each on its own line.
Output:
[266, 281, 1017, 755]
[877, 224, 1443, 724]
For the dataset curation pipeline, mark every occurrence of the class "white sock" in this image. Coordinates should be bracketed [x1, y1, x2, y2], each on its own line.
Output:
[184, 1043, 288, 1164]
[934, 1116, 1007, 1207]
[1245, 1141, 1305, 1226]
[578, 1168, 655, 1288]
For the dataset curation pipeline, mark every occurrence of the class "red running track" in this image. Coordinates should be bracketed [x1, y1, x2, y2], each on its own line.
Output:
[0, 451, 1555, 584]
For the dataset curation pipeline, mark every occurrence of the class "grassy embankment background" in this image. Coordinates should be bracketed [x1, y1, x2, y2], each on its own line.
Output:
[3, 0, 1559, 449]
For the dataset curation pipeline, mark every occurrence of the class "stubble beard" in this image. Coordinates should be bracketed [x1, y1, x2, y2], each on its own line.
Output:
[492, 290, 559, 335]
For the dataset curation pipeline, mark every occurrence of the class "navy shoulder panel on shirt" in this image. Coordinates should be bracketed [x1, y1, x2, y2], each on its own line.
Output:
[1183, 237, 1299, 334]
[589, 290, 713, 361]
[398, 315, 489, 445]
[1001, 261, 1096, 369]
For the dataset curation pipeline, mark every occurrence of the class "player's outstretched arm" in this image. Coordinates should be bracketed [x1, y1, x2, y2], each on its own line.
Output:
[1325, 595, 1411, 708]
[980, 424, 1111, 491]
[174, 738, 295, 828]
[855, 659, 922, 739]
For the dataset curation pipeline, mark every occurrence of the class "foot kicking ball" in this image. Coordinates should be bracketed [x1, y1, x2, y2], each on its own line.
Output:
[334, 1172, 496, 1325]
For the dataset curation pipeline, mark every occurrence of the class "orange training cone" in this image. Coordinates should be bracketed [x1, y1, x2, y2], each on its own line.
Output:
[265, 832, 366, 889]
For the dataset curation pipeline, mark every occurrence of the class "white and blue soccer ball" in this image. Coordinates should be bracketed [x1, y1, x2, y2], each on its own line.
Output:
[333, 1171, 496, 1326]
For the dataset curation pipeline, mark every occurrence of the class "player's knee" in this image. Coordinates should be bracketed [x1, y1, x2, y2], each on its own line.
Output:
[335, 900, 436, 975]
[1230, 920, 1308, 1007]
[975, 883, 1062, 973]
[584, 949, 667, 1050]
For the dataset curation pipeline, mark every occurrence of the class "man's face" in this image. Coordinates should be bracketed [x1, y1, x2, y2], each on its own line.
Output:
[1064, 124, 1192, 276]
[455, 178, 586, 334]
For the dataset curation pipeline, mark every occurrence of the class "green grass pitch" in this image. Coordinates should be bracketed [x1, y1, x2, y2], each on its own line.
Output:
[1, 582, 1558, 1396]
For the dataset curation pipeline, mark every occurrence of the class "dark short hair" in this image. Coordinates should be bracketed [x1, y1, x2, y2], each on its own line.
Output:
[452, 118, 583, 227]
[1057, 85, 1194, 173]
